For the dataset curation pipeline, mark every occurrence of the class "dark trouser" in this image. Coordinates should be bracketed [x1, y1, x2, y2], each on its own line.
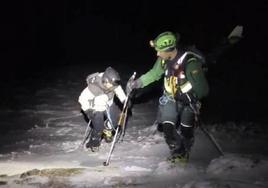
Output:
[81, 103, 120, 142]
[157, 98, 196, 155]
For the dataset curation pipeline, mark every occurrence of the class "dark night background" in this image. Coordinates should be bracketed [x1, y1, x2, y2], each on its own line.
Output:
[1, 0, 268, 132]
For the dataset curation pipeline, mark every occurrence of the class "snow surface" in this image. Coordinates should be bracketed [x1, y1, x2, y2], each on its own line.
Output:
[0, 64, 268, 188]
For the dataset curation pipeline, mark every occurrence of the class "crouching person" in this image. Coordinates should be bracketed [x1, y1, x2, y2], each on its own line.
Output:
[78, 67, 127, 152]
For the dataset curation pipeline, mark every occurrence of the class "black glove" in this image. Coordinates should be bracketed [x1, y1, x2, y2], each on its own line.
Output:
[126, 79, 142, 95]
[175, 91, 197, 105]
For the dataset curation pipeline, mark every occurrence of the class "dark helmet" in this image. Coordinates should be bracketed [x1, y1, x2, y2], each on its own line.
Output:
[102, 67, 120, 85]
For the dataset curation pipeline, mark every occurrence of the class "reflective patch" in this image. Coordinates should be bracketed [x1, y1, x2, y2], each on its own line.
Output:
[181, 122, 193, 127]
[176, 52, 188, 65]
[163, 121, 175, 125]
[191, 69, 199, 74]
[179, 72, 185, 79]
[180, 81, 192, 93]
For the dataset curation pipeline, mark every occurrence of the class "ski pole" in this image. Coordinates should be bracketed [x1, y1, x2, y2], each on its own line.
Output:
[103, 95, 130, 166]
[103, 92, 130, 166]
[118, 72, 136, 141]
[117, 94, 130, 142]
[103, 125, 120, 166]
[103, 72, 136, 166]
[186, 93, 224, 156]
[198, 121, 225, 156]
[80, 120, 92, 148]
[105, 107, 116, 131]
[119, 106, 129, 142]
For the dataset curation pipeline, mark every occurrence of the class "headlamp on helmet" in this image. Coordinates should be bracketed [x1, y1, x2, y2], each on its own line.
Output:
[150, 31, 177, 51]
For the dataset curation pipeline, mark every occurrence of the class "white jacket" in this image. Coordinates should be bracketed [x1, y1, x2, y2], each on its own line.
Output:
[78, 85, 126, 112]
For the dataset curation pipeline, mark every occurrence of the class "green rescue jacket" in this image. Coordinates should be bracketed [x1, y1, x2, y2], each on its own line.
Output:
[138, 53, 209, 99]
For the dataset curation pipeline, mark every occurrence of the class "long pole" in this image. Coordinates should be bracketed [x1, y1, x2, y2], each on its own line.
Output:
[186, 93, 224, 156]
[103, 95, 129, 166]
[103, 125, 120, 166]
[199, 122, 225, 156]
[103, 72, 136, 166]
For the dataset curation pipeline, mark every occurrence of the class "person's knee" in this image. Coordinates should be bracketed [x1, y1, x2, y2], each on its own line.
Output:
[162, 121, 175, 134]
[157, 122, 173, 132]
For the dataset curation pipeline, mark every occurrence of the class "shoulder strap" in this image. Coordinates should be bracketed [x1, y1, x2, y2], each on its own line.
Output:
[179, 51, 206, 71]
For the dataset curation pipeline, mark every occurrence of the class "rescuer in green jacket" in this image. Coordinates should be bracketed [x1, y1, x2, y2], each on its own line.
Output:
[127, 31, 209, 163]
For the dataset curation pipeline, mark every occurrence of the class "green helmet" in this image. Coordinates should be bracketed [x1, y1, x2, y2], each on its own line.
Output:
[151, 31, 177, 51]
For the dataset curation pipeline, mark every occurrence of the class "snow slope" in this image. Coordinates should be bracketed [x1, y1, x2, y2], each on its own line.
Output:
[0, 64, 267, 188]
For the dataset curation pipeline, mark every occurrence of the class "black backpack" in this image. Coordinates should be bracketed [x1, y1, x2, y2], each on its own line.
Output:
[185, 46, 208, 73]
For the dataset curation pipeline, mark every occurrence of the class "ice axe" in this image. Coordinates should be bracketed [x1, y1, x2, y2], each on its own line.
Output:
[103, 72, 136, 166]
